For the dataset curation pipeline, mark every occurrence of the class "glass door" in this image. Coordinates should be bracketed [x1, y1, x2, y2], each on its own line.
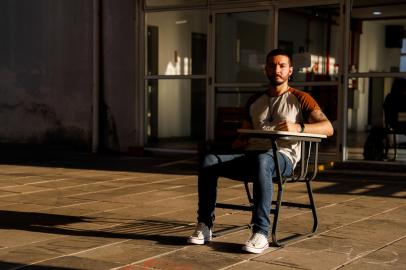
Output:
[144, 9, 208, 151]
[276, 3, 342, 157]
[347, 0, 406, 162]
[210, 8, 272, 144]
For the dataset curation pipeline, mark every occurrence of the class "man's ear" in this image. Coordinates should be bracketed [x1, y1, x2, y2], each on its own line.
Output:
[289, 66, 293, 76]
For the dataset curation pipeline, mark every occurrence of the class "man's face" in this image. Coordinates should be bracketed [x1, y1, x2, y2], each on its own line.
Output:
[265, 55, 293, 85]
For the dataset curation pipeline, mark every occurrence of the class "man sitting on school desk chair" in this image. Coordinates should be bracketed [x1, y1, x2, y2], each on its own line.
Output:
[188, 48, 334, 254]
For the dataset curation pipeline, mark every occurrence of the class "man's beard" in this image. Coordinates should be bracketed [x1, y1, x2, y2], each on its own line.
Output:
[267, 75, 287, 85]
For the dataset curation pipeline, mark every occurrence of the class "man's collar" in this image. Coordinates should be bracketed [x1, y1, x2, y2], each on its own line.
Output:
[267, 85, 290, 97]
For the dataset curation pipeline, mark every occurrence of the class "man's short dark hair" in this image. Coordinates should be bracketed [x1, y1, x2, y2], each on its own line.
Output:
[266, 48, 292, 66]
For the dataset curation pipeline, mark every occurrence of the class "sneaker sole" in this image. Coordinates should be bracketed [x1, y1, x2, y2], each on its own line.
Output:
[242, 243, 269, 254]
[187, 237, 212, 245]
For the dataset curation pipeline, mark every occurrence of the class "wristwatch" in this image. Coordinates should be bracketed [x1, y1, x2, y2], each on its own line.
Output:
[299, 122, 305, 133]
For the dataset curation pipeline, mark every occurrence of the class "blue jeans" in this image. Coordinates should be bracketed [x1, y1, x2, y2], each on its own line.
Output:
[197, 150, 293, 236]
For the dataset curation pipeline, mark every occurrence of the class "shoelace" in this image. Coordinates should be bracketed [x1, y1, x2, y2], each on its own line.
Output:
[193, 223, 206, 236]
[249, 234, 264, 246]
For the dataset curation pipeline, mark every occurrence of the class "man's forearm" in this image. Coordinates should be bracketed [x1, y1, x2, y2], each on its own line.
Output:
[303, 120, 334, 136]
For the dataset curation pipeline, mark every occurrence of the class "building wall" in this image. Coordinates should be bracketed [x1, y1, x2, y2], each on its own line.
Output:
[0, 0, 93, 148]
[0, 0, 137, 152]
[101, 0, 137, 151]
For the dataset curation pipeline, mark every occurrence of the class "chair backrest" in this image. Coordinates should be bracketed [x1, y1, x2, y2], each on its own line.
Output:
[215, 107, 246, 144]
[383, 78, 406, 133]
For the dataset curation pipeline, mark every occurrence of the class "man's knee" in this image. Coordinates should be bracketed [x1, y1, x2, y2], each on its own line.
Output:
[202, 154, 221, 168]
[257, 152, 275, 169]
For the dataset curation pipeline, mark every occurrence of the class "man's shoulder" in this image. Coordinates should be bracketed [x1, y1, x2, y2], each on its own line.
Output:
[288, 87, 310, 97]
[288, 87, 320, 111]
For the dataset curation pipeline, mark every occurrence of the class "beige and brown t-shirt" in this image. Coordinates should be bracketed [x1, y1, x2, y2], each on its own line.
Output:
[245, 87, 320, 167]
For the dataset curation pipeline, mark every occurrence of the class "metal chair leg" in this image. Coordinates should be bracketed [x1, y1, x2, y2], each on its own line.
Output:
[270, 179, 318, 247]
[270, 141, 319, 247]
[215, 140, 320, 245]
[306, 180, 318, 234]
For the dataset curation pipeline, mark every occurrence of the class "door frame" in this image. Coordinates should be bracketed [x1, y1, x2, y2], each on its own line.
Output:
[136, 0, 347, 160]
[207, 5, 276, 141]
[208, 0, 346, 161]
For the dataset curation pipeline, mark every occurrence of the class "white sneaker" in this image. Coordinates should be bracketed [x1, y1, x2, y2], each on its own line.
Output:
[187, 222, 212, 245]
[242, 232, 269, 254]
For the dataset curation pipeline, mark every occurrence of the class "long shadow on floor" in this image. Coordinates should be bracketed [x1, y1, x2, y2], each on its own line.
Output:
[0, 146, 198, 175]
[0, 261, 80, 270]
[0, 210, 242, 247]
[315, 171, 406, 199]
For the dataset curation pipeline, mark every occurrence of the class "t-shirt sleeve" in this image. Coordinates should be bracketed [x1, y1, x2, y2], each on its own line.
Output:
[244, 91, 266, 125]
[289, 88, 321, 121]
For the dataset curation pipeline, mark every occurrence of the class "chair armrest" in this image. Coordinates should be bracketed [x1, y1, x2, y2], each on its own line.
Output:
[237, 129, 326, 142]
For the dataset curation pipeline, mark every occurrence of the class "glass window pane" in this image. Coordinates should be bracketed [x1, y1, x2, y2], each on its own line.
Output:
[350, 14, 406, 73]
[146, 10, 207, 75]
[215, 87, 263, 142]
[215, 11, 269, 83]
[278, 5, 340, 82]
[146, 0, 207, 7]
[401, 55, 406, 72]
[146, 79, 206, 149]
[215, 87, 263, 108]
[347, 77, 406, 161]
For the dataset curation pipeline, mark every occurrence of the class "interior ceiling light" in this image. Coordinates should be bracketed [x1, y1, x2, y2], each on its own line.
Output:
[175, 20, 187, 24]
[373, 11, 382, 15]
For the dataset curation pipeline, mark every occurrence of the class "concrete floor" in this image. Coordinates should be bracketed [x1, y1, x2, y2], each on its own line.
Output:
[0, 153, 405, 270]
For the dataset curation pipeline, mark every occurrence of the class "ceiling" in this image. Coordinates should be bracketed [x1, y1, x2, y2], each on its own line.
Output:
[352, 0, 406, 20]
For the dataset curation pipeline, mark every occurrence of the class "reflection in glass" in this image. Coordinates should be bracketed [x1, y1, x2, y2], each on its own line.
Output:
[215, 87, 263, 143]
[146, 10, 207, 75]
[401, 55, 406, 72]
[350, 15, 406, 73]
[401, 38, 406, 72]
[278, 5, 340, 82]
[347, 77, 406, 161]
[215, 11, 269, 83]
[215, 87, 263, 109]
[146, 79, 206, 149]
